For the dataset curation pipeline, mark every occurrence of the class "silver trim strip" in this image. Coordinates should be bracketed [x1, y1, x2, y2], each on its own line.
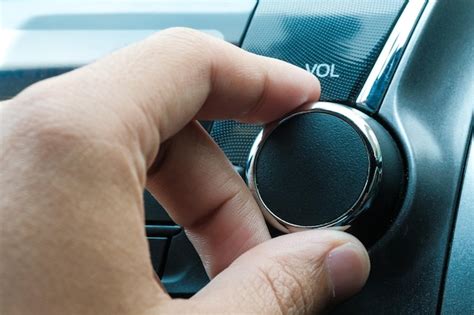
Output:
[246, 102, 383, 233]
[356, 0, 427, 112]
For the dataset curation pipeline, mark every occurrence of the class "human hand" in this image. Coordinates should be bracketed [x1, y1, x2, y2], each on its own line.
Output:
[0, 28, 370, 315]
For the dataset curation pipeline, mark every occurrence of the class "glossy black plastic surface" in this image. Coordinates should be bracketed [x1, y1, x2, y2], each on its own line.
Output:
[441, 136, 474, 314]
[144, 191, 173, 224]
[161, 231, 209, 297]
[147, 237, 168, 277]
[332, 0, 474, 313]
[145, 225, 209, 296]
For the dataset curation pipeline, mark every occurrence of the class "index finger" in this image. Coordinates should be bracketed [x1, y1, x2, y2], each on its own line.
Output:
[22, 27, 321, 275]
[87, 28, 319, 275]
[24, 25, 320, 265]
[29, 27, 320, 166]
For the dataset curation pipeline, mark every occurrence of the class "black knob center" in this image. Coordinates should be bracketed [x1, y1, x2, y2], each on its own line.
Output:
[255, 112, 370, 227]
[247, 102, 404, 237]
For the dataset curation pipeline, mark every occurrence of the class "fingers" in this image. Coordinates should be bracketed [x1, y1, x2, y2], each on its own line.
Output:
[147, 121, 270, 277]
[4, 27, 324, 314]
[196, 230, 370, 314]
[116, 27, 320, 142]
[156, 230, 370, 314]
[15, 28, 319, 277]
[18, 27, 319, 168]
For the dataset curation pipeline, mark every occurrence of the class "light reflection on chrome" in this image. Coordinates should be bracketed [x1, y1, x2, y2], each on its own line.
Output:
[246, 102, 383, 233]
[356, 0, 427, 113]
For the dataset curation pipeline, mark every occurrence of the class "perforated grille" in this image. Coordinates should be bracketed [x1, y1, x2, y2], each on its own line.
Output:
[211, 0, 405, 167]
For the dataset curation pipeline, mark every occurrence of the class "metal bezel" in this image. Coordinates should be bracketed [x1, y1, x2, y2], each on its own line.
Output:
[246, 102, 383, 233]
[356, 0, 427, 112]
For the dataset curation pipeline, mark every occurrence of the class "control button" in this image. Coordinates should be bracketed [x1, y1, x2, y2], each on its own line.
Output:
[144, 190, 173, 224]
[247, 102, 404, 244]
[162, 231, 209, 296]
[148, 237, 169, 277]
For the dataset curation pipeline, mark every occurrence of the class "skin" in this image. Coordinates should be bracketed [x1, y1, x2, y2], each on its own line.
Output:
[0, 28, 370, 315]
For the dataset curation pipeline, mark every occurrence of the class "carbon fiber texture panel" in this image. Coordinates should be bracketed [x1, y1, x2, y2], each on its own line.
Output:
[211, 0, 406, 167]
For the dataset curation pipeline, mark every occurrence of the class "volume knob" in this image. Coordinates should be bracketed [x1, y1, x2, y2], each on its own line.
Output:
[247, 102, 404, 242]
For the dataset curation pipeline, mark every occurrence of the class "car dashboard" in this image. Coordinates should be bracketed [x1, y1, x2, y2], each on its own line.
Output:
[1, 0, 473, 313]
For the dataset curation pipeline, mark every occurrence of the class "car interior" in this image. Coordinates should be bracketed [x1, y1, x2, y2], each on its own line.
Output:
[1, 0, 473, 313]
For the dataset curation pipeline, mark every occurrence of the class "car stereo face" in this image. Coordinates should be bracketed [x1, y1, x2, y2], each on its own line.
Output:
[211, 0, 424, 168]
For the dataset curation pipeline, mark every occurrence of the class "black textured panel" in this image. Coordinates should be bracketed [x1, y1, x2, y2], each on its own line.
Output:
[210, 121, 262, 166]
[256, 113, 369, 226]
[211, 0, 405, 166]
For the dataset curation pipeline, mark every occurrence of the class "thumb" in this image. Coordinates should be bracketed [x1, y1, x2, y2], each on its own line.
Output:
[185, 230, 370, 314]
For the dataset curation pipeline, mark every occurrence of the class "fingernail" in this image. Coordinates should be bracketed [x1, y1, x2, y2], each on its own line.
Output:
[326, 242, 370, 301]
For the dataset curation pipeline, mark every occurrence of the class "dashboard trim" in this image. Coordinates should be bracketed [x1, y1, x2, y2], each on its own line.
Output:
[356, 0, 427, 113]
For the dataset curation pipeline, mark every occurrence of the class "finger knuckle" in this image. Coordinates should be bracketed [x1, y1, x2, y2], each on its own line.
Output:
[154, 27, 212, 54]
[10, 86, 98, 153]
[160, 27, 205, 40]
